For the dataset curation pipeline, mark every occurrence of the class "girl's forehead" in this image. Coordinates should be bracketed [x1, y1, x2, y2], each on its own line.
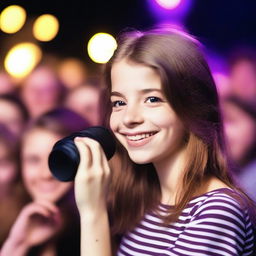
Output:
[111, 60, 162, 91]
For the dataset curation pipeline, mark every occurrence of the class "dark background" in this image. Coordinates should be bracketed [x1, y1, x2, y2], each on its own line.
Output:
[1, 0, 256, 70]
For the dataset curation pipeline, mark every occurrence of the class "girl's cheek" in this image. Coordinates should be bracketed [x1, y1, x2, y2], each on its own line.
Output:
[109, 114, 118, 132]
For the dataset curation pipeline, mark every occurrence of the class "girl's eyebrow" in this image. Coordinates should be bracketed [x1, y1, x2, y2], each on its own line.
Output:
[110, 91, 124, 97]
[110, 88, 162, 97]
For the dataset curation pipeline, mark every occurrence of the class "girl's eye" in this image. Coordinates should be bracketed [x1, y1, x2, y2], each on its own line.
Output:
[112, 100, 126, 108]
[145, 96, 162, 103]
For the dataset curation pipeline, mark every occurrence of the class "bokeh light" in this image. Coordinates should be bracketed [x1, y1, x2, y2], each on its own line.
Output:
[148, 0, 193, 24]
[156, 0, 182, 9]
[33, 14, 59, 41]
[87, 33, 117, 64]
[4, 42, 42, 79]
[58, 58, 88, 89]
[0, 5, 26, 34]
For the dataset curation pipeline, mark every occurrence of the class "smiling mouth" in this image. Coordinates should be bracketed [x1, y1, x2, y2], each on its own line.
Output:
[126, 132, 157, 141]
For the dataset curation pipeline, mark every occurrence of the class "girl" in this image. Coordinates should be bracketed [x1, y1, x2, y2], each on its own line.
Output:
[1, 108, 89, 256]
[74, 27, 256, 255]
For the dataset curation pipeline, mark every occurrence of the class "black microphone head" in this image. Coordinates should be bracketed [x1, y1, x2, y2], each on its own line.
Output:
[48, 126, 116, 182]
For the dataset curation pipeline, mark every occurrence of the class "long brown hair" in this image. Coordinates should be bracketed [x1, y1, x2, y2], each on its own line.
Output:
[102, 27, 253, 235]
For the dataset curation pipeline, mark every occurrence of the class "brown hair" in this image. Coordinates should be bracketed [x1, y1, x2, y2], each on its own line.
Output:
[24, 107, 90, 138]
[102, 27, 253, 235]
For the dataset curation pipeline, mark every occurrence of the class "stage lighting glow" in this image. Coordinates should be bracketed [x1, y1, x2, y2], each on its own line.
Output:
[87, 33, 117, 64]
[33, 14, 59, 41]
[156, 0, 182, 9]
[4, 43, 42, 78]
[156, 0, 181, 9]
[0, 5, 26, 33]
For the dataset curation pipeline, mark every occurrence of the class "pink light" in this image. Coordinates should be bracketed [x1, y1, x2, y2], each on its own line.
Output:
[155, 0, 182, 9]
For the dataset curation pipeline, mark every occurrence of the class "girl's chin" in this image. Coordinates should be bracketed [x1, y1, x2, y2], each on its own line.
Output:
[33, 194, 59, 203]
[128, 154, 153, 165]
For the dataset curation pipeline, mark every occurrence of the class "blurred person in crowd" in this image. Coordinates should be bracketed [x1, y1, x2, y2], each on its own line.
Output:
[0, 70, 16, 94]
[223, 95, 256, 201]
[212, 72, 230, 99]
[1, 107, 90, 256]
[20, 64, 66, 119]
[64, 78, 102, 126]
[0, 94, 29, 139]
[228, 47, 256, 101]
[0, 124, 29, 247]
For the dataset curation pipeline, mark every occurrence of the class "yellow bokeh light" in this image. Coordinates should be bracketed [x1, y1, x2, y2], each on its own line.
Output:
[4, 43, 42, 79]
[0, 5, 26, 34]
[33, 14, 59, 42]
[87, 33, 117, 64]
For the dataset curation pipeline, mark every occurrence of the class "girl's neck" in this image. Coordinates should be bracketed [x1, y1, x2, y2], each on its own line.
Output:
[154, 146, 187, 205]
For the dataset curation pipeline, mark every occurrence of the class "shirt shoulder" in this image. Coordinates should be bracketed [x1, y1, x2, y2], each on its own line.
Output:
[189, 188, 247, 220]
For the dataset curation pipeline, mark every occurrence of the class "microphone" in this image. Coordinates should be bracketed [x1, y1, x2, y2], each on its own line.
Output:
[48, 126, 116, 182]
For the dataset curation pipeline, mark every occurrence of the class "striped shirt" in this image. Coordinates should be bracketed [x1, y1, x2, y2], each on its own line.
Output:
[117, 188, 255, 256]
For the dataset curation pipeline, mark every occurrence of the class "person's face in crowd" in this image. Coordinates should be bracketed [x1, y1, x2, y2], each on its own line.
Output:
[110, 60, 186, 165]
[0, 99, 25, 138]
[0, 140, 17, 194]
[21, 128, 72, 202]
[223, 102, 256, 163]
[230, 60, 256, 100]
[21, 67, 61, 118]
[65, 86, 100, 125]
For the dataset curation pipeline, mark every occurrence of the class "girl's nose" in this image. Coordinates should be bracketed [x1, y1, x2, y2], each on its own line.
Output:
[122, 104, 144, 127]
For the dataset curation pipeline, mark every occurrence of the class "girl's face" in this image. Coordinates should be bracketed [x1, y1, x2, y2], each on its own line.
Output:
[22, 128, 72, 202]
[110, 59, 186, 165]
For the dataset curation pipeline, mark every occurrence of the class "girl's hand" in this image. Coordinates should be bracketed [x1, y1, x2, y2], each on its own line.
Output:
[74, 137, 112, 256]
[74, 137, 111, 218]
[1, 201, 62, 256]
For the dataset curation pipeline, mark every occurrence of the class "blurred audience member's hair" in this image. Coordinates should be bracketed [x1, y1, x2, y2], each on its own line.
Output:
[0, 94, 29, 139]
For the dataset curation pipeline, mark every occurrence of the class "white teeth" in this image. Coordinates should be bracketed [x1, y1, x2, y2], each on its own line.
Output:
[127, 133, 155, 141]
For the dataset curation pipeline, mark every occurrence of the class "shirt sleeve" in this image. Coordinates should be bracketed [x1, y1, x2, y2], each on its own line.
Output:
[166, 194, 254, 256]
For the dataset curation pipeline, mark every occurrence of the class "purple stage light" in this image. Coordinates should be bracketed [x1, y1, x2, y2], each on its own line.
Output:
[148, 0, 193, 23]
[155, 0, 181, 10]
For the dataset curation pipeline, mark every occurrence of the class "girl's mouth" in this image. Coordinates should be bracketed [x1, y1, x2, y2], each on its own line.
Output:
[125, 131, 158, 147]
[126, 132, 156, 141]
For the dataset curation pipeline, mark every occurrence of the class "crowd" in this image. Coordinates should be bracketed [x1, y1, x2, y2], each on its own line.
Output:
[0, 56, 102, 255]
[0, 42, 255, 255]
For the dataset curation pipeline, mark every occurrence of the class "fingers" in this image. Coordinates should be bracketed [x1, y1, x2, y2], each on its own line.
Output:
[34, 200, 59, 214]
[9, 201, 61, 240]
[21, 201, 59, 220]
[74, 137, 110, 177]
[74, 137, 93, 169]
[73, 137, 111, 213]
